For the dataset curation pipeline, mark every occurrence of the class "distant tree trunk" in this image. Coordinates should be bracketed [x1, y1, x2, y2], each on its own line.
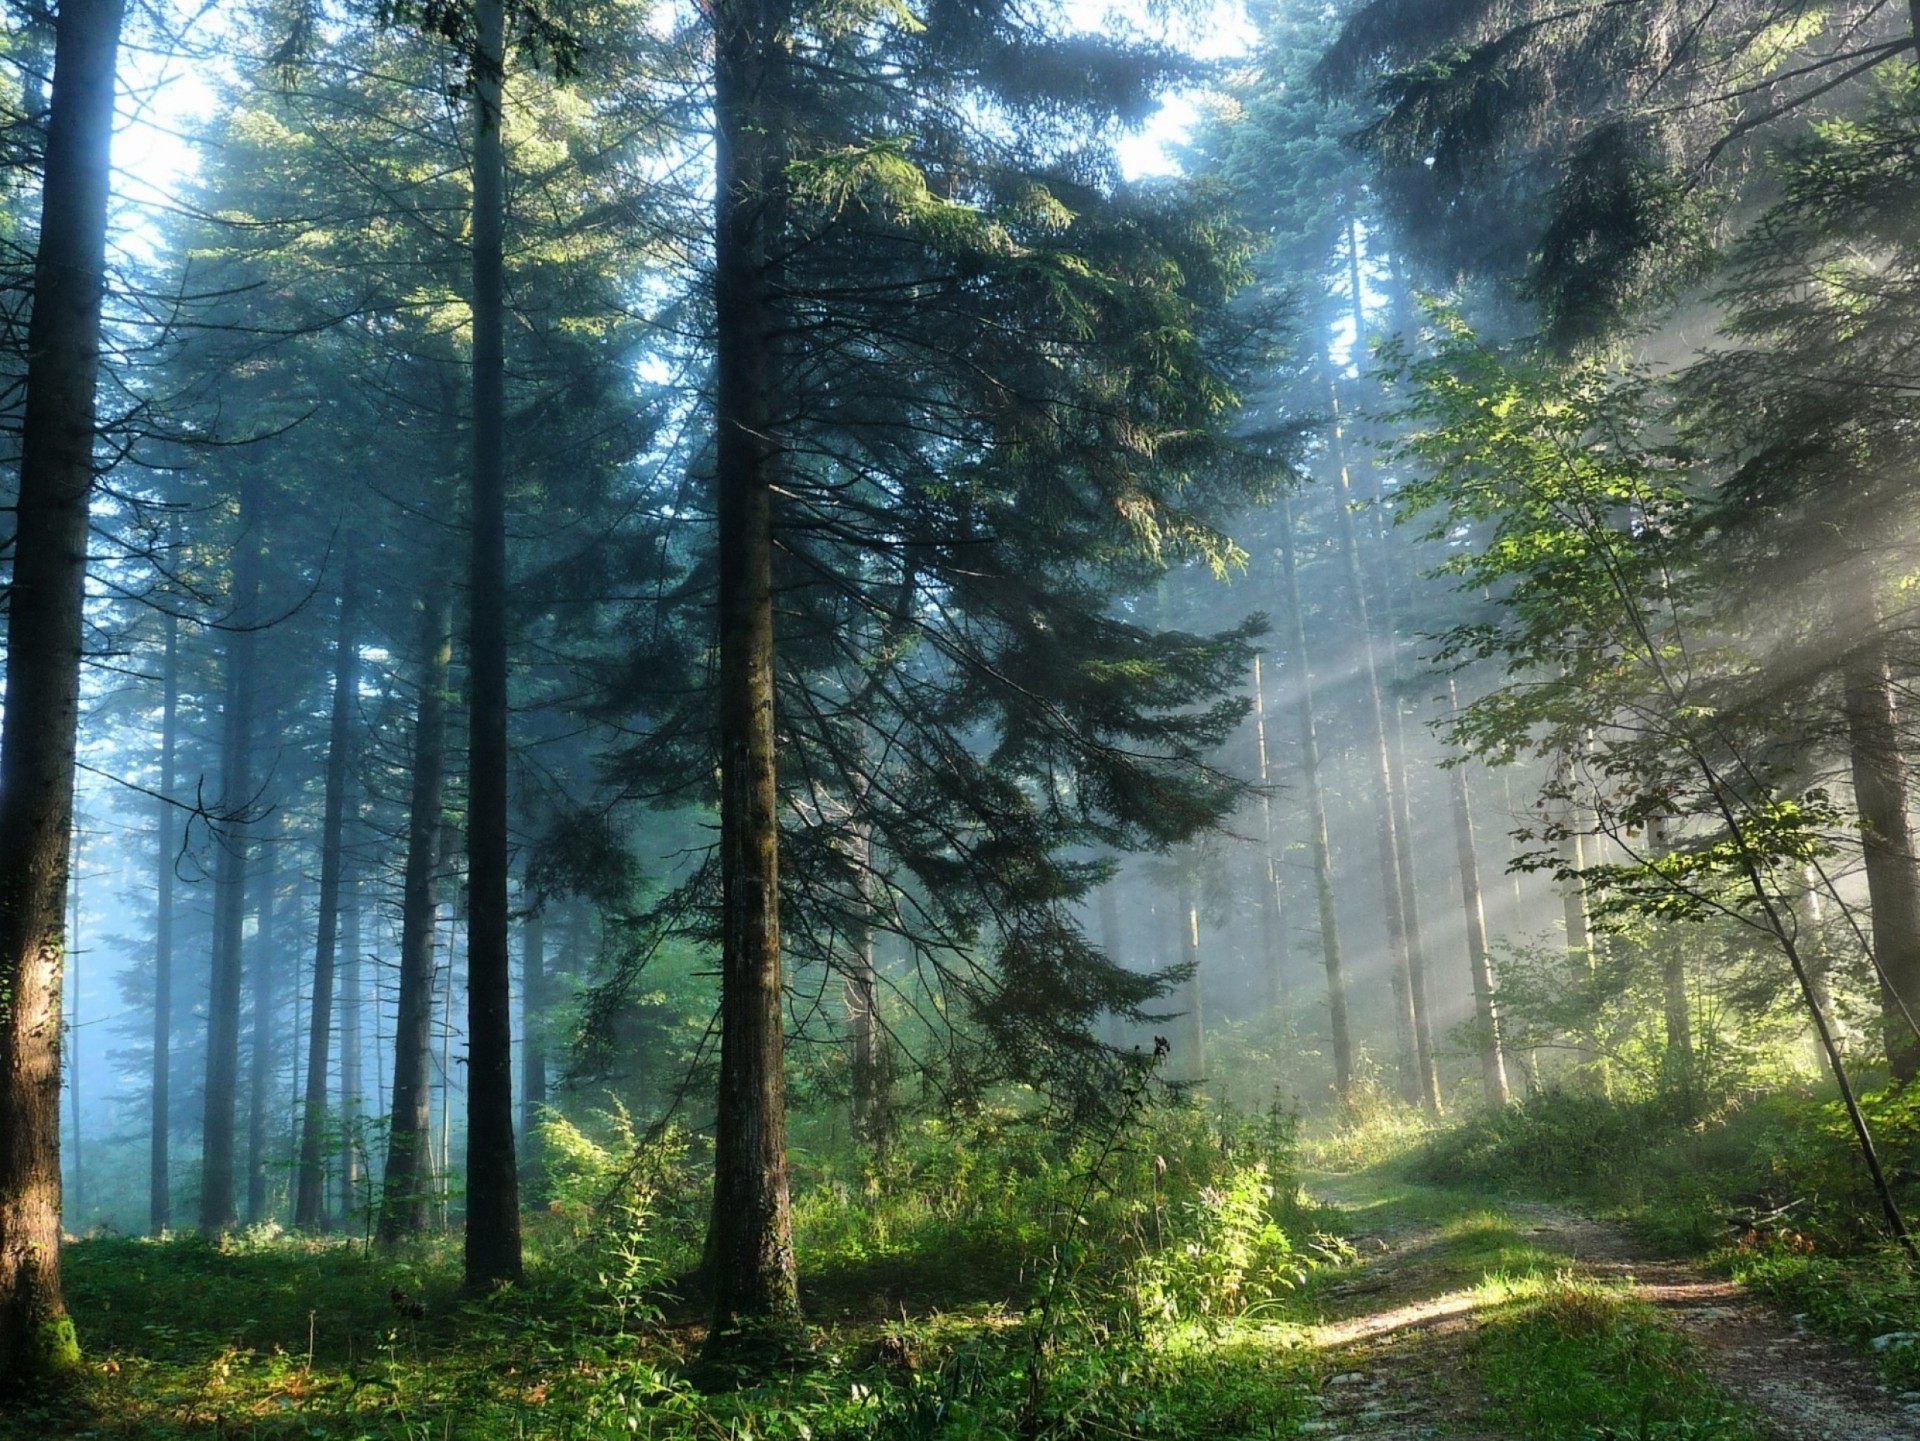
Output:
[1448, 682, 1508, 1108]
[295, 570, 357, 1230]
[339, 877, 363, 1220]
[1099, 882, 1126, 1049]
[1554, 746, 1609, 1093]
[519, 907, 545, 1179]
[247, 847, 281, 1224]
[846, 795, 885, 1149]
[1251, 655, 1288, 1015]
[706, 0, 801, 1343]
[1176, 871, 1205, 1084]
[463, 0, 522, 1290]
[1797, 864, 1837, 1041]
[1387, 676, 1441, 1112]
[67, 831, 83, 1220]
[0, 0, 124, 1380]
[1838, 568, 1920, 1083]
[1277, 496, 1352, 1099]
[202, 470, 265, 1233]
[1328, 389, 1427, 1111]
[150, 583, 179, 1236]
[379, 596, 452, 1245]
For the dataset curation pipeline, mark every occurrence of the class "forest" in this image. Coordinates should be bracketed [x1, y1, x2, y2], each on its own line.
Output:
[5, 0, 1920, 1436]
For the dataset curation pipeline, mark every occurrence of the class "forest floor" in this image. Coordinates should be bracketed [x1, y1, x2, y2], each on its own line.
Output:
[1301, 1168, 1920, 1440]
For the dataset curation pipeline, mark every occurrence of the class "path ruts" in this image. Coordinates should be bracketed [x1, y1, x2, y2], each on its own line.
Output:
[1297, 1176, 1920, 1440]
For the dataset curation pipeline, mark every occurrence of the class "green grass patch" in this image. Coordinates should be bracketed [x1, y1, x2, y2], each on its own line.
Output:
[1477, 1278, 1763, 1441]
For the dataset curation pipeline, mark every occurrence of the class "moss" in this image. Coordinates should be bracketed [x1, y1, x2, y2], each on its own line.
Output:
[27, 1313, 81, 1376]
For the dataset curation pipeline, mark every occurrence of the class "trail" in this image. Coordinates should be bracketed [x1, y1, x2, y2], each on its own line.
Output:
[1299, 1174, 1920, 1440]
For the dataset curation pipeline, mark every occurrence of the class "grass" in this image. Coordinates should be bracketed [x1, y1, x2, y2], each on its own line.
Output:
[1476, 1278, 1764, 1441]
[1, 1103, 1334, 1441]
[1335, 1079, 1920, 1389]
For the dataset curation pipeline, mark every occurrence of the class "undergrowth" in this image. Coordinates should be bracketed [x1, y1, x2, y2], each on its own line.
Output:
[1392, 1080, 1920, 1388]
[1476, 1277, 1763, 1440]
[7, 1092, 1341, 1441]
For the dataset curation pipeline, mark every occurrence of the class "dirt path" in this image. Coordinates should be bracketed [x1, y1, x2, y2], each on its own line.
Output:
[1297, 1177, 1920, 1440]
[1516, 1203, 1920, 1441]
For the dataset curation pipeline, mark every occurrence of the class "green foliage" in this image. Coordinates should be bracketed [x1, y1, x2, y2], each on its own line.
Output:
[1131, 1162, 1306, 1325]
[1477, 1279, 1764, 1440]
[25, 1094, 1343, 1440]
[1730, 1245, 1920, 1388]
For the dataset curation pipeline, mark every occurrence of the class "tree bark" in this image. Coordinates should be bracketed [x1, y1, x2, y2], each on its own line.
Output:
[705, 0, 800, 1344]
[295, 569, 357, 1229]
[202, 469, 264, 1233]
[846, 797, 884, 1149]
[519, 907, 545, 1179]
[1098, 883, 1126, 1049]
[463, 0, 523, 1288]
[246, 848, 279, 1224]
[379, 596, 452, 1245]
[150, 577, 179, 1236]
[1176, 870, 1206, 1083]
[1841, 626, 1920, 1083]
[1448, 682, 1508, 1108]
[66, 833, 83, 1221]
[1277, 496, 1353, 1099]
[1251, 655, 1288, 1015]
[1328, 389, 1426, 1110]
[0, 1, 124, 1380]
[339, 876, 363, 1221]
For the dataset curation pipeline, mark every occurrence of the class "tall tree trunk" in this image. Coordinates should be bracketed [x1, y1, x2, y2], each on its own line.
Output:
[379, 596, 452, 1245]
[1327, 388, 1426, 1110]
[1251, 655, 1288, 1015]
[1277, 496, 1353, 1099]
[1099, 882, 1126, 1049]
[247, 848, 280, 1224]
[1448, 682, 1508, 1108]
[150, 581, 179, 1235]
[706, 0, 800, 1343]
[66, 831, 82, 1220]
[1386, 670, 1441, 1111]
[519, 907, 545, 1180]
[295, 570, 357, 1229]
[202, 470, 264, 1233]
[1552, 747, 1607, 1091]
[0, 0, 124, 1380]
[464, 0, 522, 1289]
[1176, 870, 1205, 1084]
[339, 877, 363, 1221]
[1642, 814, 1693, 1094]
[846, 788, 884, 1149]
[1838, 565, 1920, 1083]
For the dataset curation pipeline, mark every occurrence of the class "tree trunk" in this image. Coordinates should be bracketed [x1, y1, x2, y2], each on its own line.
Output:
[202, 469, 264, 1234]
[150, 580, 179, 1235]
[339, 876, 363, 1221]
[1387, 674, 1441, 1112]
[1448, 682, 1508, 1108]
[1327, 389, 1426, 1110]
[846, 799, 884, 1149]
[705, 0, 800, 1344]
[1251, 655, 1288, 1015]
[519, 907, 545, 1177]
[379, 596, 452, 1245]
[1176, 871, 1206, 1084]
[1838, 568, 1920, 1083]
[0, 0, 124, 1380]
[1099, 883, 1126, 1049]
[1277, 496, 1353, 1099]
[294, 570, 357, 1229]
[66, 832, 83, 1221]
[463, 0, 523, 1289]
[246, 851, 279, 1225]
